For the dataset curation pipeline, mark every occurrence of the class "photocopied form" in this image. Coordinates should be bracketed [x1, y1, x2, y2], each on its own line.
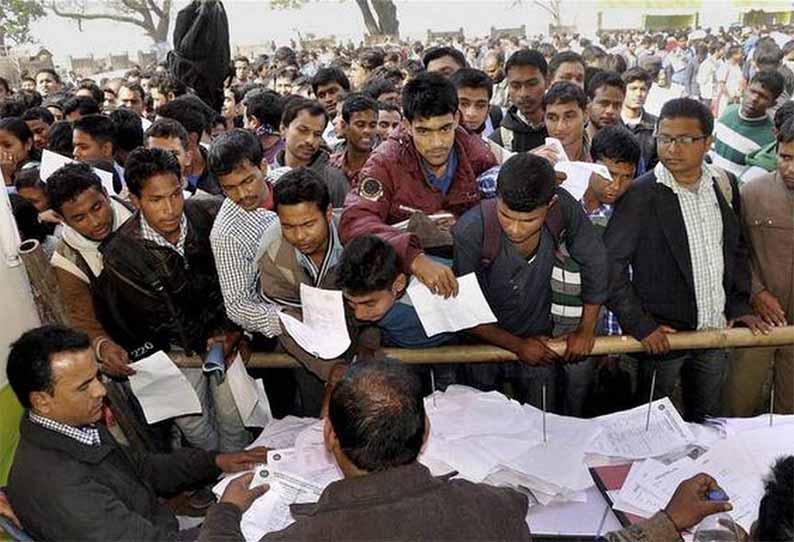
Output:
[277, 284, 351, 359]
[127, 351, 202, 423]
[226, 354, 273, 428]
[407, 273, 497, 336]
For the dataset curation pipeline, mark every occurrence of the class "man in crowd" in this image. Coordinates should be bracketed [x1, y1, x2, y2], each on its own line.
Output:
[144, 118, 208, 197]
[35, 68, 62, 98]
[109, 108, 144, 168]
[548, 51, 587, 89]
[586, 71, 626, 140]
[243, 90, 285, 166]
[72, 114, 126, 188]
[330, 93, 378, 187]
[423, 46, 467, 78]
[118, 83, 147, 120]
[621, 67, 658, 173]
[450, 68, 504, 143]
[376, 102, 402, 141]
[148, 74, 187, 110]
[605, 98, 767, 422]
[21, 106, 54, 151]
[311, 67, 351, 147]
[234, 56, 251, 84]
[483, 50, 510, 108]
[740, 101, 794, 184]
[544, 81, 590, 162]
[63, 96, 100, 122]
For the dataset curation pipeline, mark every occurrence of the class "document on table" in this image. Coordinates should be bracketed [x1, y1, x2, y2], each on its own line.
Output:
[226, 354, 272, 428]
[248, 416, 317, 450]
[588, 397, 695, 459]
[39, 149, 117, 195]
[407, 273, 497, 336]
[556, 161, 612, 201]
[127, 351, 202, 423]
[277, 284, 350, 359]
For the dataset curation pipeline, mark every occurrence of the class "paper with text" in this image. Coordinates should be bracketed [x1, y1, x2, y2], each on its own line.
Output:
[277, 284, 350, 359]
[127, 351, 202, 423]
[407, 273, 496, 336]
[226, 354, 272, 428]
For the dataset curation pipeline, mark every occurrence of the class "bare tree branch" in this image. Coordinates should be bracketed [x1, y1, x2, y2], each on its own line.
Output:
[50, 2, 145, 27]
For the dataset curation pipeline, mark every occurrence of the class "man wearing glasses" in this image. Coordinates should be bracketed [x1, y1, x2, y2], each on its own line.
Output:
[603, 97, 768, 423]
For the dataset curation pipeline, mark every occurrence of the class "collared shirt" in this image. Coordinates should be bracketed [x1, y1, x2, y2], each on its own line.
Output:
[421, 147, 458, 196]
[329, 148, 366, 187]
[210, 197, 282, 337]
[140, 213, 188, 258]
[655, 162, 727, 329]
[582, 200, 622, 336]
[295, 220, 344, 286]
[29, 412, 101, 447]
[515, 108, 545, 131]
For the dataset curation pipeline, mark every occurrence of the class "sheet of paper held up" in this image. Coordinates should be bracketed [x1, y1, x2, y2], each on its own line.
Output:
[555, 161, 612, 201]
[407, 273, 497, 336]
[226, 354, 273, 428]
[587, 397, 695, 459]
[544, 137, 570, 162]
[127, 351, 202, 423]
[277, 284, 351, 359]
[39, 149, 117, 195]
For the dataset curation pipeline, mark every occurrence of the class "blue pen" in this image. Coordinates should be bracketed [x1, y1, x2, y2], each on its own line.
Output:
[707, 489, 729, 501]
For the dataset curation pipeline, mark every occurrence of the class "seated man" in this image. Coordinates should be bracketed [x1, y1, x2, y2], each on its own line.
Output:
[98, 147, 249, 451]
[5, 325, 266, 542]
[201, 360, 531, 542]
[329, 93, 378, 187]
[453, 153, 608, 407]
[340, 71, 498, 298]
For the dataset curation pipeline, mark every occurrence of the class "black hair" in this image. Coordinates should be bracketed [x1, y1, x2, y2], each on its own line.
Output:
[10, 193, 51, 242]
[7, 325, 91, 409]
[0, 117, 34, 145]
[756, 456, 793, 542]
[72, 114, 116, 149]
[45, 162, 104, 214]
[754, 42, 783, 68]
[622, 66, 653, 88]
[496, 153, 556, 212]
[208, 128, 263, 177]
[604, 54, 627, 74]
[120, 82, 145, 101]
[543, 81, 587, 110]
[582, 45, 608, 67]
[591, 125, 641, 166]
[505, 49, 548, 78]
[750, 70, 785, 101]
[14, 167, 43, 192]
[658, 97, 714, 137]
[77, 80, 104, 104]
[311, 67, 351, 95]
[145, 118, 189, 150]
[378, 101, 402, 115]
[0, 77, 9, 95]
[234, 55, 250, 65]
[449, 68, 494, 100]
[586, 70, 626, 100]
[0, 98, 27, 119]
[47, 120, 74, 157]
[22, 106, 55, 125]
[245, 90, 284, 131]
[63, 95, 100, 118]
[538, 43, 558, 60]
[17, 90, 42, 110]
[280, 97, 328, 129]
[357, 48, 386, 71]
[422, 46, 467, 70]
[35, 68, 61, 83]
[341, 92, 379, 123]
[362, 78, 398, 102]
[337, 235, 400, 294]
[548, 51, 585, 79]
[109, 108, 144, 152]
[124, 146, 182, 197]
[225, 85, 245, 105]
[775, 102, 794, 133]
[273, 167, 330, 213]
[148, 74, 187, 98]
[156, 96, 210, 138]
[401, 59, 425, 78]
[401, 71, 458, 122]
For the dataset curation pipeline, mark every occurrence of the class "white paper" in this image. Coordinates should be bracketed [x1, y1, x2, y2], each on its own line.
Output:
[555, 161, 612, 201]
[127, 351, 202, 423]
[0, 169, 22, 267]
[277, 284, 350, 359]
[249, 416, 317, 450]
[527, 485, 623, 536]
[39, 149, 117, 195]
[545, 137, 570, 162]
[392, 211, 455, 231]
[226, 354, 272, 428]
[406, 273, 497, 336]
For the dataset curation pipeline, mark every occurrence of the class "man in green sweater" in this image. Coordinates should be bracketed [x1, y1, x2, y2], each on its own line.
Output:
[739, 101, 794, 184]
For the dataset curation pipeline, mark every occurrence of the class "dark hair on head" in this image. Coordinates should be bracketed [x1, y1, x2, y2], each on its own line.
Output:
[586, 70, 626, 99]
[622, 66, 653, 88]
[505, 49, 548, 78]
[36, 68, 61, 83]
[369, 65, 405, 86]
[7, 325, 91, 409]
[14, 167, 43, 192]
[755, 456, 793, 542]
[234, 55, 250, 65]
[449, 68, 494, 100]
[63, 95, 100, 118]
[337, 235, 400, 294]
[120, 82, 145, 101]
[73, 114, 115, 148]
[362, 78, 397, 102]
[45, 162, 104, 214]
[604, 53, 627, 74]
[658, 97, 713, 136]
[280, 97, 328, 129]
[22, 106, 55, 125]
[311, 67, 351, 95]
[156, 95, 212, 137]
[774, 101, 794, 132]
[754, 42, 783, 68]
[109, 107, 143, 152]
[378, 101, 402, 115]
[0, 97, 27, 119]
[357, 48, 386, 71]
[543, 81, 587, 110]
[591, 125, 641, 166]
[538, 43, 557, 59]
[148, 74, 187, 99]
[0, 117, 34, 145]
[145, 118, 189, 150]
[329, 359, 425, 472]
[751, 70, 785, 101]
[17, 89, 42, 110]
[0, 77, 9, 94]
[496, 153, 557, 212]
[47, 120, 74, 157]
[401, 59, 425, 78]
[582, 45, 608, 67]
[124, 146, 182, 197]
[341, 92, 379, 123]
[208, 128, 263, 177]
[245, 90, 284, 132]
[225, 85, 244, 105]
[77, 80, 104, 104]
[273, 167, 330, 213]
[548, 51, 585, 79]
[422, 46, 467, 70]
[401, 71, 458, 122]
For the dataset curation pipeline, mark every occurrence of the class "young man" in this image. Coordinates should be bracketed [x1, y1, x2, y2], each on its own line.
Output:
[330, 93, 378, 187]
[490, 49, 548, 152]
[376, 102, 402, 141]
[311, 67, 351, 148]
[340, 71, 498, 297]
[148, 74, 186, 110]
[711, 71, 784, 179]
[99, 147, 249, 451]
[234, 56, 251, 84]
[243, 90, 286, 166]
[109, 107, 144, 168]
[63, 96, 100, 122]
[724, 118, 794, 415]
[740, 101, 794, 184]
[273, 98, 349, 207]
[423, 46, 467, 78]
[35, 68, 62, 98]
[72, 114, 125, 192]
[604, 98, 767, 422]
[548, 51, 587, 89]
[543, 82, 590, 162]
[118, 83, 146, 118]
[621, 67, 658, 173]
[21, 107, 54, 151]
[450, 68, 504, 142]
[586, 71, 626, 140]
[453, 153, 608, 407]
[715, 45, 746, 117]
[145, 118, 208, 196]
[362, 78, 401, 107]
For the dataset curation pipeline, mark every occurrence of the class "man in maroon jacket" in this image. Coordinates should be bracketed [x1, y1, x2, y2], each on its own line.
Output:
[339, 72, 498, 297]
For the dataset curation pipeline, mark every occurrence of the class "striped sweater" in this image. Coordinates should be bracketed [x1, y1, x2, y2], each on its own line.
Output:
[711, 104, 775, 178]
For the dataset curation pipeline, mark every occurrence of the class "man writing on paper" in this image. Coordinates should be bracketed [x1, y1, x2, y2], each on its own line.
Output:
[201, 360, 531, 542]
[453, 153, 608, 408]
[5, 325, 267, 542]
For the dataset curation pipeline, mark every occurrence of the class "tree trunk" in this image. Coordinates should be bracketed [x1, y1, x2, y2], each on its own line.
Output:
[354, 0, 381, 35]
[371, 0, 399, 36]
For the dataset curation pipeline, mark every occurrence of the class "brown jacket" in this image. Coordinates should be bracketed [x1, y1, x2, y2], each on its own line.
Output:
[199, 462, 530, 542]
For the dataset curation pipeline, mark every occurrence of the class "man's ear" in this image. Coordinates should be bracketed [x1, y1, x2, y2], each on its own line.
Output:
[101, 141, 114, 159]
[29, 390, 53, 415]
[392, 273, 408, 294]
[325, 204, 333, 223]
[259, 158, 269, 177]
[129, 193, 141, 210]
[323, 417, 337, 453]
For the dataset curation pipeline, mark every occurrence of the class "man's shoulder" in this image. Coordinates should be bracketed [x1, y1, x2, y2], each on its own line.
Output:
[444, 478, 529, 518]
[210, 198, 277, 241]
[454, 203, 485, 238]
[741, 171, 777, 198]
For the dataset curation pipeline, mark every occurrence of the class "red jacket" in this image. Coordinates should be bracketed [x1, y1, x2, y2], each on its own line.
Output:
[339, 126, 497, 270]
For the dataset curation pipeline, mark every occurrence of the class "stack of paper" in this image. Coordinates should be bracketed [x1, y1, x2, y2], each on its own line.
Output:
[226, 355, 272, 428]
[705, 414, 794, 437]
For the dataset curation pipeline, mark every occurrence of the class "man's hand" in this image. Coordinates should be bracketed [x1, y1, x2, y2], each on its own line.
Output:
[516, 337, 561, 366]
[0, 491, 21, 528]
[434, 216, 457, 233]
[207, 330, 244, 365]
[0, 151, 17, 183]
[641, 325, 677, 355]
[563, 327, 596, 363]
[410, 254, 459, 298]
[99, 340, 135, 377]
[751, 290, 787, 327]
[530, 145, 560, 164]
[728, 314, 772, 336]
[664, 473, 732, 531]
[220, 473, 269, 513]
[38, 209, 62, 224]
[215, 447, 269, 474]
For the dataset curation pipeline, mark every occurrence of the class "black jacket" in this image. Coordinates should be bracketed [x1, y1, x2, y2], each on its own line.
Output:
[98, 196, 229, 359]
[8, 416, 220, 542]
[624, 109, 658, 173]
[488, 106, 547, 152]
[604, 170, 752, 341]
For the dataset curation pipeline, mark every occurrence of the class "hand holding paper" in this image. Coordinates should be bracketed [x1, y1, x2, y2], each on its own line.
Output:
[407, 273, 497, 336]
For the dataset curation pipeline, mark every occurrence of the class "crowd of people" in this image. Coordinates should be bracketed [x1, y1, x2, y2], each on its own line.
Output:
[0, 19, 792, 542]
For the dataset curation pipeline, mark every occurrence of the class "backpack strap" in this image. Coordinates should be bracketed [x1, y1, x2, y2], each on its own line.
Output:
[710, 165, 734, 210]
[544, 197, 565, 249]
[479, 199, 502, 269]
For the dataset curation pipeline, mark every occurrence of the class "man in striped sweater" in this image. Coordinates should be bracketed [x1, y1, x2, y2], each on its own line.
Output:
[710, 71, 784, 179]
